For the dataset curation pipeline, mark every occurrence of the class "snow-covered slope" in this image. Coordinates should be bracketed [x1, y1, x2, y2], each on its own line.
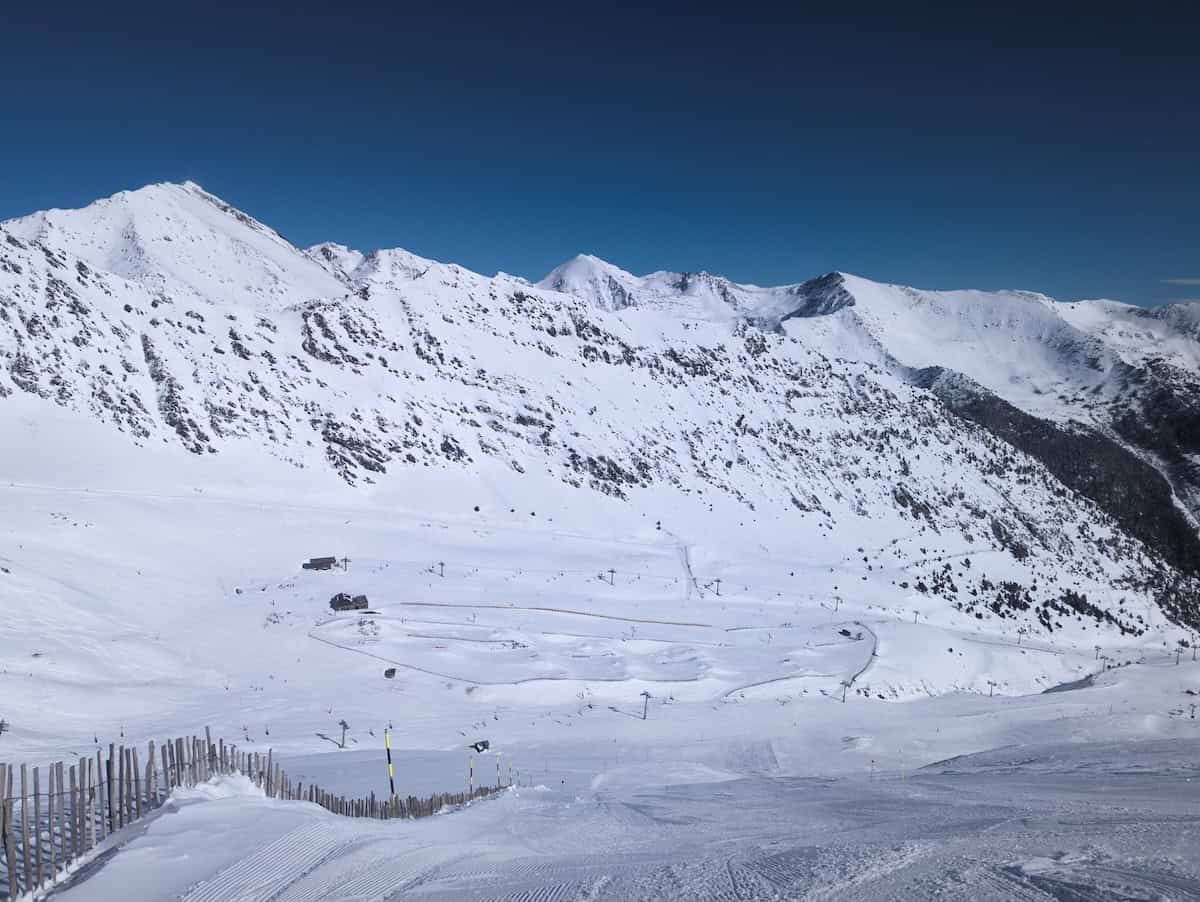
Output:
[49, 735, 1200, 902]
[3, 182, 1200, 769]
[814, 274, 1125, 420]
[538, 256, 1200, 540]
[770, 273, 1200, 524]
[1059, 297, 1200, 372]
[536, 253, 823, 324]
[2, 183, 1199, 637]
[5, 181, 347, 311]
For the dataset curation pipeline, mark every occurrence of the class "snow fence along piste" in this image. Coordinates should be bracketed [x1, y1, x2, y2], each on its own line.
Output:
[0, 729, 503, 901]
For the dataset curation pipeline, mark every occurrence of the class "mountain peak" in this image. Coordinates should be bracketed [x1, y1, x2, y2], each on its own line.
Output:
[537, 253, 642, 310]
[4, 180, 347, 310]
[778, 272, 857, 320]
[542, 253, 636, 281]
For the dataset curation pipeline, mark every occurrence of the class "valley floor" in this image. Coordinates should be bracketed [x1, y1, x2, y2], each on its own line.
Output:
[2, 481, 1199, 899]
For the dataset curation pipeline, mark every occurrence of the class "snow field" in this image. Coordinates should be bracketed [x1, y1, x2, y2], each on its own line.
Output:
[2, 480, 1192, 778]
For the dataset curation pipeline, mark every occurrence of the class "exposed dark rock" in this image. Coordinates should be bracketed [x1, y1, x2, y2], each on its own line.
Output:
[914, 366, 1200, 577]
[779, 272, 856, 322]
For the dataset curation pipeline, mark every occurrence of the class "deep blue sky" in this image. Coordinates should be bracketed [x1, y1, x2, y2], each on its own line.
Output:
[1, 4, 1197, 304]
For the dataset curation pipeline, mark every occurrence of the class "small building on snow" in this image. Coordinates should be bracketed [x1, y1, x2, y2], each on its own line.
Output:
[330, 593, 369, 611]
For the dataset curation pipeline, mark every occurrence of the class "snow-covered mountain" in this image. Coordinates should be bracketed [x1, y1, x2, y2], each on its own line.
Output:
[6, 181, 347, 312]
[3, 180, 1199, 639]
[536, 253, 826, 324]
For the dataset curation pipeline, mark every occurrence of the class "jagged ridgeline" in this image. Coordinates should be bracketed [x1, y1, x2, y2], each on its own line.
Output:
[1, 182, 1198, 631]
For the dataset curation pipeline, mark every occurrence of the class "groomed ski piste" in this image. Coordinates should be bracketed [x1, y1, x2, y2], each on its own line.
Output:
[3, 461, 1199, 900]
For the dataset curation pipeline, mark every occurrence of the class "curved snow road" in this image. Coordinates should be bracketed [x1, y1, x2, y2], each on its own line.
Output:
[846, 620, 878, 687]
[307, 629, 709, 689]
[392, 600, 712, 629]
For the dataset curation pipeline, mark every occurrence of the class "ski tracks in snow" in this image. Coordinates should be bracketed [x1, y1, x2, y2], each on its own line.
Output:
[179, 820, 453, 902]
[179, 821, 352, 902]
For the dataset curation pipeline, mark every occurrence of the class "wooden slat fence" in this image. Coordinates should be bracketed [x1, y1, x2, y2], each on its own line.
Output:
[0, 730, 503, 900]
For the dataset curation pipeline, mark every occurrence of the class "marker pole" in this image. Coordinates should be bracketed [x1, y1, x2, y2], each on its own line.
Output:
[384, 730, 396, 813]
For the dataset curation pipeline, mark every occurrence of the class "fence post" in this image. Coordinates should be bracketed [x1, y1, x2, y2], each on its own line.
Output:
[129, 748, 137, 822]
[47, 764, 57, 882]
[19, 765, 31, 894]
[33, 766, 42, 889]
[69, 764, 79, 862]
[77, 758, 86, 856]
[160, 742, 169, 792]
[117, 749, 125, 830]
[94, 752, 104, 843]
[0, 768, 7, 899]
[86, 757, 96, 852]
[132, 748, 141, 821]
[55, 763, 66, 870]
[77, 759, 87, 858]
[106, 745, 115, 832]
[126, 748, 135, 823]
[120, 748, 128, 825]
[144, 754, 153, 814]
[65, 764, 76, 868]
[104, 753, 114, 837]
[3, 781, 20, 902]
[149, 743, 157, 805]
[121, 748, 129, 825]
[120, 748, 128, 823]
[0, 764, 12, 902]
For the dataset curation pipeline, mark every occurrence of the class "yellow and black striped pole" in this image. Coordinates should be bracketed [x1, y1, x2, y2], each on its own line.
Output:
[384, 729, 396, 813]
[469, 755, 474, 795]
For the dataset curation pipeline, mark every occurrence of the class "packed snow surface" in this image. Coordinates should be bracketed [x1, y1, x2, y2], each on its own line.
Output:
[52, 737, 1200, 900]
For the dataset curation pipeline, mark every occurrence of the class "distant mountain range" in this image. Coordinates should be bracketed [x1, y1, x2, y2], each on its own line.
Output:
[3, 181, 1197, 632]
